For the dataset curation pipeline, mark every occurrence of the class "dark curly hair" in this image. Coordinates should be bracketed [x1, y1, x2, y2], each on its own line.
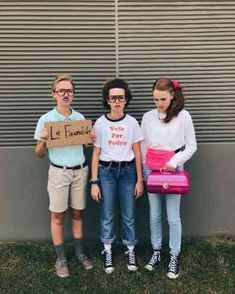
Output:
[102, 78, 132, 109]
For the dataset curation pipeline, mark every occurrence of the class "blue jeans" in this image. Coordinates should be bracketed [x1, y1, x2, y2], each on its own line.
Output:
[99, 163, 137, 246]
[144, 164, 182, 255]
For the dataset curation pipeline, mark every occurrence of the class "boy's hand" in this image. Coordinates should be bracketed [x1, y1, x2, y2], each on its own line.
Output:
[40, 127, 48, 142]
[91, 184, 101, 202]
[135, 180, 144, 199]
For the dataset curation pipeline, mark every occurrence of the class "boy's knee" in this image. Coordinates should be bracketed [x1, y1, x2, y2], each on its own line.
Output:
[70, 208, 83, 220]
[51, 212, 65, 225]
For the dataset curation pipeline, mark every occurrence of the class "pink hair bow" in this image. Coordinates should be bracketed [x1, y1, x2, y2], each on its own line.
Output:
[172, 80, 180, 90]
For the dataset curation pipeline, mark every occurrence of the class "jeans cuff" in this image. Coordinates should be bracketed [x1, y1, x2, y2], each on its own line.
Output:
[100, 237, 115, 244]
[170, 250, 180, 256]
[122, 239, 138, 246]
[153, 246, 161, 251]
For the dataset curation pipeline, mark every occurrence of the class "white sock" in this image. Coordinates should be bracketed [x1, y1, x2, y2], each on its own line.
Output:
[127, 245, 134, 252]
[104, 243, 112, 252]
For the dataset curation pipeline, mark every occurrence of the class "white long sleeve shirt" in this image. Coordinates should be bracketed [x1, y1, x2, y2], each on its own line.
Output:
[141, 109, 197, 168]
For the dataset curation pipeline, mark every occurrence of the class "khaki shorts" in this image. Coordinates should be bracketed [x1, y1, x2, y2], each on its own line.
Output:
[47, 164, 89, 213]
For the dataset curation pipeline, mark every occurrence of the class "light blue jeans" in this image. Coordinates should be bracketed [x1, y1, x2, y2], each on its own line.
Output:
[144, 164, 182, 255]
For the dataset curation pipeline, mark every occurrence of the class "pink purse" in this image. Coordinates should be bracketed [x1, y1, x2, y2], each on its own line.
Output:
[146, 170, 190, 195]
[146, 148, 175, 170]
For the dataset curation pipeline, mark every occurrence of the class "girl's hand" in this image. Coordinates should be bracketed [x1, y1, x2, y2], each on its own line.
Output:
[135, 180, 144, 199]
[91, 184, 101, 202]
[89, 129, 97, 142]
[84, 129, 96, 147]
[163, 163, 176, 173]
[40, 127, 48, 142]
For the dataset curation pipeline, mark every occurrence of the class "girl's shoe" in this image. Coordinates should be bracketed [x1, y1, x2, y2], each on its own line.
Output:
[125, 249, 138, 271]
[167, 254, 180, 279]
[102, 249, 114, 274]
[145, 250, 161, 271]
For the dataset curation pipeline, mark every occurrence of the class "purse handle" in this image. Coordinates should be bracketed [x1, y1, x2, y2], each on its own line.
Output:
[159, 169, 176, 175]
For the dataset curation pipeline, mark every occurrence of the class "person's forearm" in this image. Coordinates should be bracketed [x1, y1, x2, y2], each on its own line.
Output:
[91, 147, 100, 179]
[133, 142, 143, 181]
[140, 139, 147, 164]
[136, 152, 143, 182]
[35, 140, 47, 158]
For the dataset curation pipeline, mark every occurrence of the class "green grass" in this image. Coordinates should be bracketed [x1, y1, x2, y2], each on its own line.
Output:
[0, 237, 234, 294]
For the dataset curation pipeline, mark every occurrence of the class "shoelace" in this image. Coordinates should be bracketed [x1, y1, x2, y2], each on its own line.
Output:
[125, 250, 136, 264]
[56, 260, 68, 271]
[168, 255, 178, 272]
[61, 260, 67, 267]
[149, 250, 160, 265]
[102, 249, 113, 267]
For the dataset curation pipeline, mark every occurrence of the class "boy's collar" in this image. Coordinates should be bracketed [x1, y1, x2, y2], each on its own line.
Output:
[53, 107, 74, 120]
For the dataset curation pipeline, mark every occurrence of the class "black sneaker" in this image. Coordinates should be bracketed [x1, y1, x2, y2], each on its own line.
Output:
[145, 250, 161, 271]
[102, 249, 114, 274]
[167, 254, 180, 279]
[125, 249, 138, 271]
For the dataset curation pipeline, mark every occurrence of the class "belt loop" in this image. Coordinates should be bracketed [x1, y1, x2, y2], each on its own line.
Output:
[63, 166, 66, 171]
[108, 161, 112, 168]
[118, 162, 121, 168]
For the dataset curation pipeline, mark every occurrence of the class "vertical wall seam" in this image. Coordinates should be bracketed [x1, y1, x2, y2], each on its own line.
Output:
[115, 0, 119, 77]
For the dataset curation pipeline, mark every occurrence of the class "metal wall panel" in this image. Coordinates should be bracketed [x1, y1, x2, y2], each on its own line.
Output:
[0, 1, 116, 146]
[1, 145, 235, 240]
[1, 1, 235, 145]
[118, 1, 235, 142]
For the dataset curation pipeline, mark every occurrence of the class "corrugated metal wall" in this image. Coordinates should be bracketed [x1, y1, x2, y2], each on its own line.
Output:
[118, 1, 235, 142]
[0, 1, 235, 145]
[0, 1, 116, 146]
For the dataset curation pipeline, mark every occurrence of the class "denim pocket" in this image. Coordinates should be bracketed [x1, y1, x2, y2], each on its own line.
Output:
[98, 164, 115, 180]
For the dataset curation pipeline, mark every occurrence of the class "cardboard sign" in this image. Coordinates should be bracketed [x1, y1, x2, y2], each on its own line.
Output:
[45, 120, 92, 147]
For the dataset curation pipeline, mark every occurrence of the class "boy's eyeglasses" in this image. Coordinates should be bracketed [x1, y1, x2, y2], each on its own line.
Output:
[108, 95, 126, 103]
[54, 89, 74, 96]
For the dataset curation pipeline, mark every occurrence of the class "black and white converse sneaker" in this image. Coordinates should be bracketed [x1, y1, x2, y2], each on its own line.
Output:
[145, 250, 161, 271]
[102, 249, 114, 274]
[167, 254, 180, 279]
[125, 249, 138, 271]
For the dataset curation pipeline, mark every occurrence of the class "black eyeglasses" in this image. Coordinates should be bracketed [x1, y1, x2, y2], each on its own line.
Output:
[54, 88, 74, 97]
[108, 95, 126, 103]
